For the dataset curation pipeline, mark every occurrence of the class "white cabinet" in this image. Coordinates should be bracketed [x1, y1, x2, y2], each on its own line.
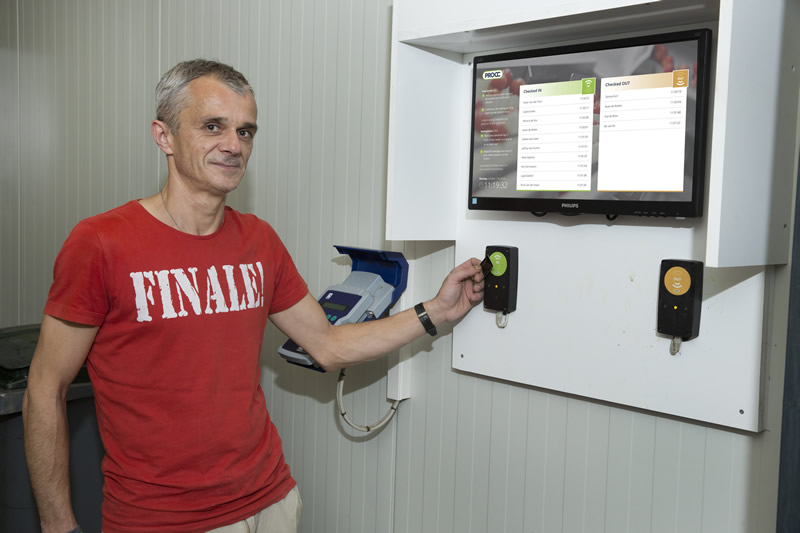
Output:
[705, 0, 798, 267]
[385, 0, 799, 431]
[386, 0, 799, 268]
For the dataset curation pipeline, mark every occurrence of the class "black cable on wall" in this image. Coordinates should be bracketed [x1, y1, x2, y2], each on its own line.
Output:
[777, 148, 800, 533]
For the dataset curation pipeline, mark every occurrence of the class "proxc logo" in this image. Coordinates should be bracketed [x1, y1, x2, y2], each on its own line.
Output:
[483, 70, 504, 80]
[561, 203, 579, 208]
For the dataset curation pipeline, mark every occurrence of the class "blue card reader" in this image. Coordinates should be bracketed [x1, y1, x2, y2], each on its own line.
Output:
[278, 246, 408, 371]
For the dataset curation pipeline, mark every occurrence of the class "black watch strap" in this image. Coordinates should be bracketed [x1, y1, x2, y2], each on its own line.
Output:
[415, 302, 437, 337]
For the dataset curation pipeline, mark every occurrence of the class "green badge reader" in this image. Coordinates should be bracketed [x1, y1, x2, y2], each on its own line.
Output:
[278, 246, 408, 372]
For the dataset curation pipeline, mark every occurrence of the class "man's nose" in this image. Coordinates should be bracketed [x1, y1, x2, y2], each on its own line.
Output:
[219, 129, 242, 155]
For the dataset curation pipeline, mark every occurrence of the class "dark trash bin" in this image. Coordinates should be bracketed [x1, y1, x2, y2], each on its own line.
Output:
[0, 323, 104, 533]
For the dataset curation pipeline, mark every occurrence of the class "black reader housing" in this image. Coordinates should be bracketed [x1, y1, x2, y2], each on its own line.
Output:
[657, 259, 703, 341]
[484, 245, 518, 315]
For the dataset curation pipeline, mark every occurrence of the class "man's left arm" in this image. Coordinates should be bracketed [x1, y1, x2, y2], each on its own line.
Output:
[270, 258, 484, 371]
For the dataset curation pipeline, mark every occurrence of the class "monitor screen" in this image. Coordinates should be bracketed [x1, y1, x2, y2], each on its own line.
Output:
[468, 29, 712, 218]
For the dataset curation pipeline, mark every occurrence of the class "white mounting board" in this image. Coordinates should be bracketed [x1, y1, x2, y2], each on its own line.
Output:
[453, 213, 767, 432]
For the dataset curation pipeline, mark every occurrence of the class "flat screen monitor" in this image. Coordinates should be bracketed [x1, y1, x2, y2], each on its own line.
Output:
[468, 29, 712, 218]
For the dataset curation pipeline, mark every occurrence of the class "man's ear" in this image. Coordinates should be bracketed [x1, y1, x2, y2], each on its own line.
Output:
[152, 120, 174, 155]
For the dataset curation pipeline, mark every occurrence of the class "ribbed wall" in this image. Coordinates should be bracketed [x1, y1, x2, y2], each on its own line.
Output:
[0, 0, 20, 326]
[0, 1, 786, 532]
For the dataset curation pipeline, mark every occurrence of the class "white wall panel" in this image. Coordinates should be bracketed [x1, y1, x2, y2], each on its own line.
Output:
[452, 216, 768, 431]
[705, 0, 797, 267]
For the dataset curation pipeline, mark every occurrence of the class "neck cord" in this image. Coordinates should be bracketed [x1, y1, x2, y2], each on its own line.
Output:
[160, 188, 184, 233]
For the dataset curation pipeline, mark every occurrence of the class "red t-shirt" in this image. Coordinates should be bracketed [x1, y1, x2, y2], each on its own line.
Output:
[44, 200, 308, 532]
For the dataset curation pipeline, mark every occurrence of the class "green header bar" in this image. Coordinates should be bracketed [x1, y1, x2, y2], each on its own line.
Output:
[523, 78, 595, 97]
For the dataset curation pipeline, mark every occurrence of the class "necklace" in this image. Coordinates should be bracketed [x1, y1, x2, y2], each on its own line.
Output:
[160, 188, 184, 232]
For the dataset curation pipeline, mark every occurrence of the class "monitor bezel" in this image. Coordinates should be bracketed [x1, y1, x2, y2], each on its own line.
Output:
[467, 28, 713, 218]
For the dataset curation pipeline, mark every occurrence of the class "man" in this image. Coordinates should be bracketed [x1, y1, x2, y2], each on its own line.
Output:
[22, 59, 484, 533]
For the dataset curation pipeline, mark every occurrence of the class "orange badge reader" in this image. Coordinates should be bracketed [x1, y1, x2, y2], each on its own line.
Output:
[657, 259, 703, 354]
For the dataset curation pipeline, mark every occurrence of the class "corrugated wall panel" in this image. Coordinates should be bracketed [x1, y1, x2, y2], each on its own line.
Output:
[51, 0, 68, 259]
[584, 403, 613, 528]
[562, 400, 597, 532]
[2, 1, 788, 533]
[10, 0, 161, 326]
[652, 417, 682, 532]
[678, 423, 708, 531]
[0, 0, 20, 326]
[242, 1, 397, 532]
[393, 242, 455, 533]
[543, 395, 570, 532]
[39, 0, 54, 325]
[702, 429, 736, 532]
[17, 0, 37, 323]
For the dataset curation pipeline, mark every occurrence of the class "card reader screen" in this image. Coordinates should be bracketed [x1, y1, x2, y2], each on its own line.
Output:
[322, 301, 349, 312]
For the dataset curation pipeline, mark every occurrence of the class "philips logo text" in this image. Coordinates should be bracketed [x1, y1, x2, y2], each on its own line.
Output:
[561, 203, 579, 208]
[482, 70, 504, 80]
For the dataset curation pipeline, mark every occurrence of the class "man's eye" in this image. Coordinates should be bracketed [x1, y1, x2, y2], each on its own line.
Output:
[205, 124, 220, 132]
[238, 129, 253, 138]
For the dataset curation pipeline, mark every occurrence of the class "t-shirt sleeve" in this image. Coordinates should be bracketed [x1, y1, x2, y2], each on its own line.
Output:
[266, 227, 308, 314]
[44, 221, 109, 326]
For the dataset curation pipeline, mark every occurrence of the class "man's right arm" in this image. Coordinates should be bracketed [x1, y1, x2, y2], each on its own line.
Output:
[22, 314, 98, 533]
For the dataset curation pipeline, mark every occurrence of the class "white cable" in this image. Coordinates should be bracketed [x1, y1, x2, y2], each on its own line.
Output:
[336, 368, 401, 432]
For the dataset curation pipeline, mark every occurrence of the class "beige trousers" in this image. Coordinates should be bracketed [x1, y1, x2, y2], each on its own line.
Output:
[206, 486, 302, 533]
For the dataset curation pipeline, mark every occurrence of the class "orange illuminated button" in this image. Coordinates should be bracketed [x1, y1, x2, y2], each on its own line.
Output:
[673, 69, 689, 88]
[664, 266, 691, 296]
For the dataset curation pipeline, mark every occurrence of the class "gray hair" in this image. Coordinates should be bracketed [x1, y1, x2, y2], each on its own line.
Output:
[155, 59, 254, 132]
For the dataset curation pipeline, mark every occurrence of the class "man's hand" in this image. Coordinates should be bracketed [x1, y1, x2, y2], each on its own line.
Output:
[425, 258, 485, 326]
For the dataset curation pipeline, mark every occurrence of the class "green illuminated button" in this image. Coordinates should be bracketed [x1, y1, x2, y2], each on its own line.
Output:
[490, 252, 507, 276]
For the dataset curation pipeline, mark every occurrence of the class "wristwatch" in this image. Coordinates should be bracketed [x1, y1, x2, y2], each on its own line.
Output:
[415, 302, 437, 337]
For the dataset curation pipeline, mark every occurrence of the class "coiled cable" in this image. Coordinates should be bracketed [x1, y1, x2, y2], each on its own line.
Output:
[336, 368, 401, 432]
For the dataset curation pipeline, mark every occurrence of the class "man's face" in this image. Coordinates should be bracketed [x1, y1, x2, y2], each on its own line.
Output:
[166, 76, 258, 196]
